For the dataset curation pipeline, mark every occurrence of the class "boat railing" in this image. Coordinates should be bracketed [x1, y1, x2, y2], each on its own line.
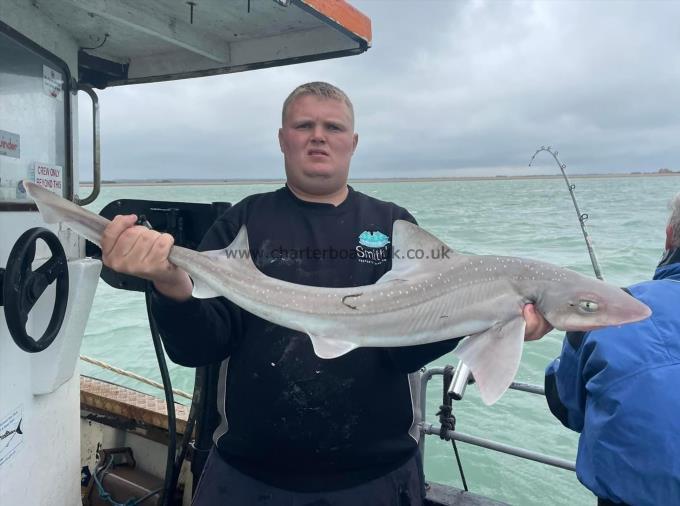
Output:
[80, 356, 576, 473]
[419, 366, 576, 472]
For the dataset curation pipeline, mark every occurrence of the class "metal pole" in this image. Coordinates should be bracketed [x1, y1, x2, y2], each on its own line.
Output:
[429, 367, 545, 395]
[421, 368, 570, 471]
[421, 423, 576, 472]
[529, 146, 604, 280]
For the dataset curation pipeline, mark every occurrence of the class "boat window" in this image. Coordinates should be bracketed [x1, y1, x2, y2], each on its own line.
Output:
[0, 27, 71, 209]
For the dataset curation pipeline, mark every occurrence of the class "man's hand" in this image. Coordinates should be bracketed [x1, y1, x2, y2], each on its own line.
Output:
[523, 304, 553, 341]
[101, 214, 193, 302]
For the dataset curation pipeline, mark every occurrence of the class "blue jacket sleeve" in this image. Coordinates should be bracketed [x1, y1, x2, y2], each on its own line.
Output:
[544, 330, 588, 431]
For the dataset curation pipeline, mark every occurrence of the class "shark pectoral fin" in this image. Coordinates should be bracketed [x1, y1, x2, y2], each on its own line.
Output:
[308, 334, 358, 359]
[454, 317, 526, 406]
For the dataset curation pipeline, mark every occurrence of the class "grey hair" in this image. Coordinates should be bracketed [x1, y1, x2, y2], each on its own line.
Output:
[281, 81, 354, 126]
[669, 192, 680, 248]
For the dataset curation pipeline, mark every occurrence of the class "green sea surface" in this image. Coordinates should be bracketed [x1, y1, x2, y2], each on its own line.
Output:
[82, 175, 679, 505]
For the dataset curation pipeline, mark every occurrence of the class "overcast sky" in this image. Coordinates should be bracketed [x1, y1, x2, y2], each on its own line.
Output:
[78, 0, 680, 180]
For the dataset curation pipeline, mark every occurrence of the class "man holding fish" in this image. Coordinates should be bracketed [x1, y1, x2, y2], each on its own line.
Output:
[26, 82, 650, 504]
[97, 82, 553, 504]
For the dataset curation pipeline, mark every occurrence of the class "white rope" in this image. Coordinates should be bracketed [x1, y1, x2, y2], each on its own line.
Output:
[80, 355, 193, 400]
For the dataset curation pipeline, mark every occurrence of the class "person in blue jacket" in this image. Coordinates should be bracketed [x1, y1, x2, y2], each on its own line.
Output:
[545, 193, 680, 506]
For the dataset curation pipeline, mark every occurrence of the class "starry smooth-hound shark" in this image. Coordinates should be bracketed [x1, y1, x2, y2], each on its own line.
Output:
[24, 181, 651, 405]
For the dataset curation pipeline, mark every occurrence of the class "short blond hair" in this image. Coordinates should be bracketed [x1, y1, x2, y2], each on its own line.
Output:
[281, 81, 354, 126]
[669, 192, 680, 248]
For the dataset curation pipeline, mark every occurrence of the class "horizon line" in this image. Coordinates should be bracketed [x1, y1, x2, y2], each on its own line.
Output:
[80, 171, 680, 185]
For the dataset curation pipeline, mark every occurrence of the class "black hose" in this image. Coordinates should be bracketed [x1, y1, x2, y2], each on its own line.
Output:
[170, 368, 201, 499]
[145, 286, 177, 506]
[189, 363, 221, 491]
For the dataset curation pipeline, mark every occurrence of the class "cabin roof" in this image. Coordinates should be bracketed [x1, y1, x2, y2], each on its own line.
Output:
[33, 0, 371, 88]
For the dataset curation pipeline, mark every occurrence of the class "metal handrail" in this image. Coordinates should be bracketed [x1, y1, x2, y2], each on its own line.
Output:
[75, 84, 101, 205]
[419, 366, 576, 472]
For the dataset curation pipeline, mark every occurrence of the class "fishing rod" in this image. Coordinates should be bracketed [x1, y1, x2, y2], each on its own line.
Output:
[529, 145, 604, 281]
[448, 146, 605, 403]
[442, 146, 607, 491]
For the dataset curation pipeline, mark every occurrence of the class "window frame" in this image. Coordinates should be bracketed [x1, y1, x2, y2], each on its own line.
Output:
[0, 20, 73, 212]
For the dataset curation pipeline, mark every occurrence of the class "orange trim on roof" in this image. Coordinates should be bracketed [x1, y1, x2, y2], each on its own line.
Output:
[300, 0, 372, 45]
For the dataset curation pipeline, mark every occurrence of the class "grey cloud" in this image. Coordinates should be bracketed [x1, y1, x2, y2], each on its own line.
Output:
[78, 0, 680, 180]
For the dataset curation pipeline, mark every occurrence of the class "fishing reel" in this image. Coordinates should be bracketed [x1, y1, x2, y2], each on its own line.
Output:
[1, 227, 69, 352]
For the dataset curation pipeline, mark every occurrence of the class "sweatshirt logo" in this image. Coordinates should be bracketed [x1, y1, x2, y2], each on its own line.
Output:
[358, 231, 390, 248]
[356, 230, 390, 265]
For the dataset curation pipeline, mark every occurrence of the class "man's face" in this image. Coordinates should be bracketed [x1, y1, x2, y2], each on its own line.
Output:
[279, 95, 358, 196]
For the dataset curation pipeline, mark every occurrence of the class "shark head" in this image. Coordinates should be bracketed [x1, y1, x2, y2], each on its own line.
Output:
[538, 273, 652, 331]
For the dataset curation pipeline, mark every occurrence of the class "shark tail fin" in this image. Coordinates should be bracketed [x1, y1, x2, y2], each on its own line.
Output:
[16, 419, 22, 435]
[192, 225, 260, 299]
[454, 317, 525, 405]
[23, 181, 61, 224]
[23, 180, 110, 245]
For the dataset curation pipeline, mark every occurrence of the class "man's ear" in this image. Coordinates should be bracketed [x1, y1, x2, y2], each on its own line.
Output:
[352, 133, 359, 154]
[666, 224, 674, 251]
[278, 128, 284, 153]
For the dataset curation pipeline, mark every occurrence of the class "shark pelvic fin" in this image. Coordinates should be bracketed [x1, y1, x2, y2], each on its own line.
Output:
[308, 334, 358, 359]
[192, 225, 256, 299]
[377, 220, 455, 284]
[454, 316, 525, 405]
[191, 276, 220, 298]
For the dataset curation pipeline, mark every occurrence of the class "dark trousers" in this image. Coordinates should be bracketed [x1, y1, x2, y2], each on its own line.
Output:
[192, 448, 424, 506]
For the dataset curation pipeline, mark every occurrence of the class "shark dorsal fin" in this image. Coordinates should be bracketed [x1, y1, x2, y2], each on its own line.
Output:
[226, 225, 250, 255]
[377, 220, 455, 284]
[192, 225, 257, 299]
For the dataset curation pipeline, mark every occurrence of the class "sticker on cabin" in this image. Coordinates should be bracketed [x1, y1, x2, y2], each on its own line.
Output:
[0, 406, 24, 468]
[31, 162, 63, 194]
[0, 129, 20, 159]
[43, 65, 64, 102]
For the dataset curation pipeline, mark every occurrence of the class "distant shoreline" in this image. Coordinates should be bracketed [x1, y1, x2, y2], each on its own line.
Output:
[80, 172, 680, 187]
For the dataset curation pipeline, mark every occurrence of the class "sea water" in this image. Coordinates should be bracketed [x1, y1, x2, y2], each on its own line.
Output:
[81, 175, 679, 505]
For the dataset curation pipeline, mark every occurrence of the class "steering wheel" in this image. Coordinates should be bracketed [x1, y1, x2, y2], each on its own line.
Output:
[3, 228, 69, 353]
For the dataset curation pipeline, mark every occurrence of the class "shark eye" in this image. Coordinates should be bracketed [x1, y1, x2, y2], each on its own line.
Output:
[578, 300, 599, 313]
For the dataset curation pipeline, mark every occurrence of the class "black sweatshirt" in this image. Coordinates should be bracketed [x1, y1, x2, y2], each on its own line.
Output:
[151, 186, 460, 491]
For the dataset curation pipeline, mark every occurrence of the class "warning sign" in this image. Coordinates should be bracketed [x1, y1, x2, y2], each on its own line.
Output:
[32, 162, 63, 194]
[0, 129, 20, 159]
[43, 65, 64, 102]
